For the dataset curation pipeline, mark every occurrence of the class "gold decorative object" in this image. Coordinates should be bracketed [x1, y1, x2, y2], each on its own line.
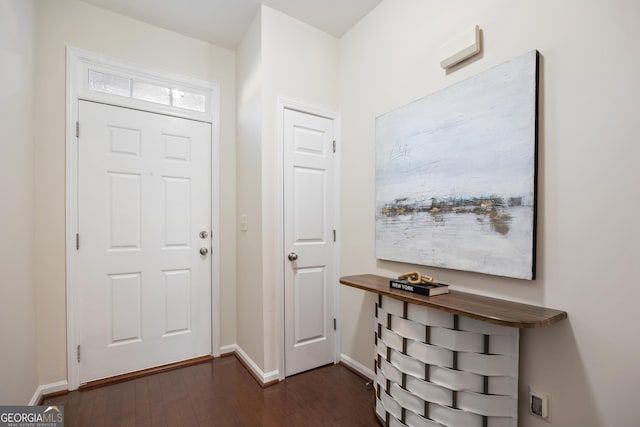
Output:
[397, 271, 437, 286]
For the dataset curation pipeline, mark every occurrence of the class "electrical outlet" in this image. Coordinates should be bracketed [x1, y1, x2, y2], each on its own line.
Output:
[240, 214, 248, 232]
[529, 388, 549, 420]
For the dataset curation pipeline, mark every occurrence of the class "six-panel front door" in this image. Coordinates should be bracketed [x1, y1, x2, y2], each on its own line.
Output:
[77, 100, 212, 383]
[284, 108, 336, 376]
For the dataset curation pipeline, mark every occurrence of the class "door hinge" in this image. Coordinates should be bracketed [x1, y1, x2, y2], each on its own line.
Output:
[76, 345, 81, 363]
[76, 121, 80, 138]
[75, 233, 80, 250]
[332, 140, 336, 153]
[333, 229, 336, 242]
[333, 318, 337, 330]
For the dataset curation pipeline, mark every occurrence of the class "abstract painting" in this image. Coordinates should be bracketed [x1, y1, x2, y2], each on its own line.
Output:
[375, 51, 538, 280]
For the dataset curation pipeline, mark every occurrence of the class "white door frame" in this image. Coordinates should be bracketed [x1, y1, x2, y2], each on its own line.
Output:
[276, 97, 341, 380]
[65, 47, 221, 390]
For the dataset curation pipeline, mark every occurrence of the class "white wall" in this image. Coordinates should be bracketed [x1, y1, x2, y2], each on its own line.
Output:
[339, 0, 640, 425]
[260, 5, 339, 374]
[236, 10, 265, 367]
[32, 0, 237, 385]
[0, 0, 39, 405]
[234, 6, 339, 374]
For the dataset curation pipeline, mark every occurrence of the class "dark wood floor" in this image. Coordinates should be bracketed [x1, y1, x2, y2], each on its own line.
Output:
[44, 356, 379, 426]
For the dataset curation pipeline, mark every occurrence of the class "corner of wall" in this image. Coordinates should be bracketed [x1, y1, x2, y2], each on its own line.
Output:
[235, 7, 266, 370]
[0, 0, 39, 405]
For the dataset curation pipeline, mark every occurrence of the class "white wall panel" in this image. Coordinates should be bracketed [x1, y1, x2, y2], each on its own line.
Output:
[0, 0, 39, 404]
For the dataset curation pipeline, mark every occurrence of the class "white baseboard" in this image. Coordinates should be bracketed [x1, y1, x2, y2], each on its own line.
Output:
[340, 353, 374, 380]
[29, 380, 68, 406]
[30, 346, 279, 405]
[234, 345, 279, 384]
[219, 344, 237, 355]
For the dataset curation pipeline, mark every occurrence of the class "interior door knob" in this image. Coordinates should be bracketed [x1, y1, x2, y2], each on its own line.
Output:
[200, 247, 209, 256]
[288, 252, 298, 261]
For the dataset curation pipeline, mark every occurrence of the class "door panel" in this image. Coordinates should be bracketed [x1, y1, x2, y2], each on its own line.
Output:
[163, 269, 191, 335]
[109, 273, 142, 344]
[163, 177, 191, 247]
[294, 167, 325, 241]
[77, 100, 211, 383]
[108, 172, 141, 249]
[284, 108, 336, 376]
[294, 267, 326, 345]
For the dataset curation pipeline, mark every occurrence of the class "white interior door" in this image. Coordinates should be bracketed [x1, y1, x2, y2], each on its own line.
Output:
[284, 108, 336, 376]
[77, 100, 212, 383]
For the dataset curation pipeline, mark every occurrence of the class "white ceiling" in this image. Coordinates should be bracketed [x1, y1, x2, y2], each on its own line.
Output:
[79, 0, 382, 49]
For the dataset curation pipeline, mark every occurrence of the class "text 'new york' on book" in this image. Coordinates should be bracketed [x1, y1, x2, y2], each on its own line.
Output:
[389, 279, 450, 296]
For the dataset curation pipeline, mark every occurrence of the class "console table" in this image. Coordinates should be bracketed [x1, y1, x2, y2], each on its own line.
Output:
[340, 274, 567, 427]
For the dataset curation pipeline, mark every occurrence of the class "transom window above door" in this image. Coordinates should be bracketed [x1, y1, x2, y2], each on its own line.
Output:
[88, 69, 206, 113]
[69, 48, 218, 123]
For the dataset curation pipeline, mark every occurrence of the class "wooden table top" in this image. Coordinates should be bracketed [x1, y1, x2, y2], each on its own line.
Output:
[340, 274, 567, 328]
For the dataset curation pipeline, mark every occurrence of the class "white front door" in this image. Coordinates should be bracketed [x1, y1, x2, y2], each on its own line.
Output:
[76, 100, 212, 383]
[283, 108, 336, 376]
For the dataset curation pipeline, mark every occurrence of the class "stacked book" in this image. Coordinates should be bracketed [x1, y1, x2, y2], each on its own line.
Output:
[389, 279, 449, 296]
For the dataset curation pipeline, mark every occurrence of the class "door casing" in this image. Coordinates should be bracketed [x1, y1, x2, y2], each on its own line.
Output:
[276, 98, 341, 380]
[65, 47, 221, 390]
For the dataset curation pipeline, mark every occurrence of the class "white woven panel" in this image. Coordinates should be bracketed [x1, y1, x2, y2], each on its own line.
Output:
[380, 358, 403, 385]
[389, 415, 408, 427]
[405, 410, 446, 427]
[405, 375, 452, 407]
[429, 365, 484, 392]
[406, 339, 454, 368]
[374, 296, 519, 427]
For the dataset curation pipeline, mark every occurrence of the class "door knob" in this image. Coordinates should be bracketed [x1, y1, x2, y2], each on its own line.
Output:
[288, 252, 298, 261]
[199, 230, 209, 239]
[200, 247, 209, 256]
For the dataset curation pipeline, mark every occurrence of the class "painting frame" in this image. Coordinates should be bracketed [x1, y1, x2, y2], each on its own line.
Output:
[375, 50, 539, 280]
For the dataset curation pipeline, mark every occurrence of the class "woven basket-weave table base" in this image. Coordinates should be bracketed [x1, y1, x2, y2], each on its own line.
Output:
[374, 295, 519, 427]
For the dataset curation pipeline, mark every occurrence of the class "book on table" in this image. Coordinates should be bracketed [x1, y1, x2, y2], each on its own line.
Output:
[389, 279, 449, 296]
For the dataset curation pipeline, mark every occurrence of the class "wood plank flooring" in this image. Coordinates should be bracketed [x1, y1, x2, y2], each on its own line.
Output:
[43, 356, 379, 426]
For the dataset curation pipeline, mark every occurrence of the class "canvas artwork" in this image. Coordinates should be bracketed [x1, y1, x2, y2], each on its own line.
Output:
[375, 50, 538, 280]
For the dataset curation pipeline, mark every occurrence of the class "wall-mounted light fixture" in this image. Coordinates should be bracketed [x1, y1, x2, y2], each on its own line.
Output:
[440, 25, 481, 70]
